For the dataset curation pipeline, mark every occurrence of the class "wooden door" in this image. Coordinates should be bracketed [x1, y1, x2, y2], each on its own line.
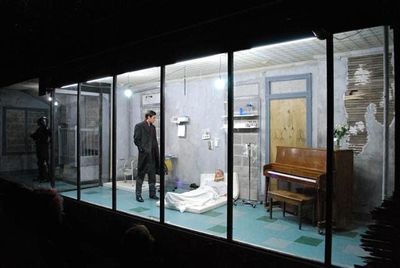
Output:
[266, 74, 312, 192]
[270, 98, 307, 162]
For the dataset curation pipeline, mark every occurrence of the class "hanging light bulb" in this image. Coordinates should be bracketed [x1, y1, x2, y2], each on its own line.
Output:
[54, 100, 59, 106]
[48, 96, 53, 101]
[214, 77, 226, 90]
[124, 73, 133, 98]
[124, 89, 133, 98]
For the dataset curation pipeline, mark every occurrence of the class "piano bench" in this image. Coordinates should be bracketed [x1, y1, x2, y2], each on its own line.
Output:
[268, 190, 315, 230]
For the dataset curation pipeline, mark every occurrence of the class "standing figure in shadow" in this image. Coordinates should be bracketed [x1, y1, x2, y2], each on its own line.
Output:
[31, 116, 54, 187]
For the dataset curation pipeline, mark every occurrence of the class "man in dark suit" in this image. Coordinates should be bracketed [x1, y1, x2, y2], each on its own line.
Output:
[134, 110, 160, 202]
[30, 116, 54, 187]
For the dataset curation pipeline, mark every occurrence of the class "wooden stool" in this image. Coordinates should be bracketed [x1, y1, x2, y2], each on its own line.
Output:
[268, 190, 315, 230]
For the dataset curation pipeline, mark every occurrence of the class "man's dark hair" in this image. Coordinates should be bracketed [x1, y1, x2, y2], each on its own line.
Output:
[145, 110, 156, 119]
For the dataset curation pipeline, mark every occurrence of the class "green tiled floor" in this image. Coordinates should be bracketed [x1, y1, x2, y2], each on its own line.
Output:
[62, 185, 368, 268]
[202, 211, 223, 217]
[85, 190, 100, 195]
[207, 225, 227, 233]
[1, 173, 370, 268]
[256, 215, 277, 223]
[336, 231, 358, 238]
[129, 207, 150, 213]
[295, 236, 323, 246]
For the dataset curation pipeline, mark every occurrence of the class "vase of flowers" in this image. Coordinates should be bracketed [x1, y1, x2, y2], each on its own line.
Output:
[334, 124, 349, 149]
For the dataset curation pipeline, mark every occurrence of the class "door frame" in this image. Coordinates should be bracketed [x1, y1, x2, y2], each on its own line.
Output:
[265, 73, 312, 164]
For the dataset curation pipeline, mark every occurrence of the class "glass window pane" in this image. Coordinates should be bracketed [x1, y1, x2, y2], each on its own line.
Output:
[116, 67, 161, 221]
[54, 84, 79, 197]
[78, 77, 113, 208]
[332, 26, 394, 267]
[164, 54, 228, 237]
[233, 36, 326, 264]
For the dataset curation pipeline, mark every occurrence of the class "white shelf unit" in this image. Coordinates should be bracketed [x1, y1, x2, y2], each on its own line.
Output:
[224, 95, 261, 201]
[223, 96, 260, 131]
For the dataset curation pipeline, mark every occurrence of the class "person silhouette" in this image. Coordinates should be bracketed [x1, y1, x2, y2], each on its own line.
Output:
[120, 224, 156, 266]
[134, 110, 160, 202]
[31, 116, 54, 187]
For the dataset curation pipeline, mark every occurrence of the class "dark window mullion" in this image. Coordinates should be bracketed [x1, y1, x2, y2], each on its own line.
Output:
[160, 66, 165, 223]
[112, 76, 117, 210]
[227, 51, 234, 240]
[77, 83, 81, 200]
[325, 33, 334, 266]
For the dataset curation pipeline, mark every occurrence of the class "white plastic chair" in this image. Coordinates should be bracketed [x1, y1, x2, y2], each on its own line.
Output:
[120, 158, 137, 185]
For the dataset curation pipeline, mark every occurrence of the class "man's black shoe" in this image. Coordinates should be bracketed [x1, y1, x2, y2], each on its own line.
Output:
[190, 183, 199, 189]
[136, 195, 144, 202]
[149, 195, 159, 200]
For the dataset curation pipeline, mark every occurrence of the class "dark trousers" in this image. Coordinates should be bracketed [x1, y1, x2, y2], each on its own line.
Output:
[37, 149, 54, 188]
[37, 157, 49, 180]
[136, 162, 156, 197]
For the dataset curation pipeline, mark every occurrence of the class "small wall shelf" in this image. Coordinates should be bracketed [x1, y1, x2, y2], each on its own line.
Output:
[222, 114, 259, 118]
[223, 96, 260, 132]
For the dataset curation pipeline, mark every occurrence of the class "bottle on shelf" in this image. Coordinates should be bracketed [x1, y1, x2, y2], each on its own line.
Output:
[246, 103, 253, 114]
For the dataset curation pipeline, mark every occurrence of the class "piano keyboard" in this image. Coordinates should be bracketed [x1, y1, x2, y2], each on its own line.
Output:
[267, 170, 317, 184]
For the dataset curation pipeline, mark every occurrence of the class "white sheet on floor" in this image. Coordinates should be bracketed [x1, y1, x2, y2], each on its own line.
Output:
[157, 172, 239, 213]
[165, 185, 220, 213]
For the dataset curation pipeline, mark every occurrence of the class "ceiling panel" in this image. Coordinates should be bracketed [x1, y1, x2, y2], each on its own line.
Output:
[115, 27, 389, 89]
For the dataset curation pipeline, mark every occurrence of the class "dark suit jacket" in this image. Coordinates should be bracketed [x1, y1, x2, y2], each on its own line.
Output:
[134, 121, 160, 173]
[30, 126, 51, 159]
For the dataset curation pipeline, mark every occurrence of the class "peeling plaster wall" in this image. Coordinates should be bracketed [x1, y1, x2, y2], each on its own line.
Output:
[345, 54, 395, 216]
[353, 103, 384, 216]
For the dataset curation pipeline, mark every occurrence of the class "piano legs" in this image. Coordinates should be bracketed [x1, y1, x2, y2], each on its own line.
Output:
[268, 190, 315, 230]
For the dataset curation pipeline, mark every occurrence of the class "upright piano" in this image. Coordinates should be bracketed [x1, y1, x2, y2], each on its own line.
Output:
[263, 146, 353, 230]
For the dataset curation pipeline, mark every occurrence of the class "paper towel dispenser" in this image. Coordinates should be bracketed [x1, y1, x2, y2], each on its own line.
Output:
[171, 116, 190, 124]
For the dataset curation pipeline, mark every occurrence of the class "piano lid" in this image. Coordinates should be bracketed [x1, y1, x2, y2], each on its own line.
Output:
[275, 146, 327, 171]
